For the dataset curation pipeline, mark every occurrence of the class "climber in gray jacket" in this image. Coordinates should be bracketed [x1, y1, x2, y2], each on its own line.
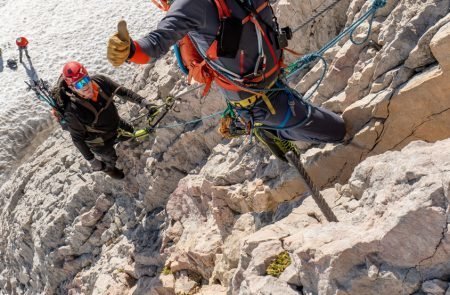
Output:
[107, 0, 346, 161]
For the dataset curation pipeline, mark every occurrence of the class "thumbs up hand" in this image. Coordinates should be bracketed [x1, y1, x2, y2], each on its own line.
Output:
[107, 20, 132, 67]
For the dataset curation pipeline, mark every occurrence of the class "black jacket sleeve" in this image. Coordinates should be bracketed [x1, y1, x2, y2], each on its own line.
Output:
[96, 75, 145, 105]
[115, 86, 145, 105]
[65, 111, 95, 161]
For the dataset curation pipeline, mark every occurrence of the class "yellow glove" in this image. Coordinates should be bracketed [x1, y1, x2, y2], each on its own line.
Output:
[107, 20, 131, 67]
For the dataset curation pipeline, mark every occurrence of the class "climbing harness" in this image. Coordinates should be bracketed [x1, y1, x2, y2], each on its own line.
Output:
[171, 0, 286, 100]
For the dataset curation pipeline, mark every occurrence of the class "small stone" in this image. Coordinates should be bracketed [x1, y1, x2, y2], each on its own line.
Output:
[367, 264, 379, 281]
[95, 194, 114, 212]
[174, 271, 198, 294]
[445, 284, 450, 295]
[80, 208, 103, 227]
[422, 279, 448, 294]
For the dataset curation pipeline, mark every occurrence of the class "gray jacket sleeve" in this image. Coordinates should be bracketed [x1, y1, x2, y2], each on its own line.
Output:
[136, 0, 209, 58]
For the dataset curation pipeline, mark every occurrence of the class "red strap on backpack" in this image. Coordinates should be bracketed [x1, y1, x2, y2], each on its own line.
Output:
[175, 0, 282, 97]
[151, 0, 170, 11]
[213, 0, 232, 18]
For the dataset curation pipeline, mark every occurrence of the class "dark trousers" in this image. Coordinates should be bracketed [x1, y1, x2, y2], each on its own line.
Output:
[18, 47, 29, 63]
[89, 138, 118, 170]
[88, 118, 133, 169]
[240, 87, 346, 143]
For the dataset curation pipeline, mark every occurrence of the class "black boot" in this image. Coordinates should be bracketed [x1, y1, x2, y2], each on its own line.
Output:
[253, 128, 300, 162]
[104, 167, 125, 179]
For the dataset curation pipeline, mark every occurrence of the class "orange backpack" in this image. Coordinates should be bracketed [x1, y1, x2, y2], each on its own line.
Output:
[153, 0, 282, 96]
[176, 35, 215, 95]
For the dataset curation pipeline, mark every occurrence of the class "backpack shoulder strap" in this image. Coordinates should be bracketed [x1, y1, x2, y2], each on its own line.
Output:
[151, 0, 170, 11]
[213, 0, 232, 18]
[68, 93, 99, 118]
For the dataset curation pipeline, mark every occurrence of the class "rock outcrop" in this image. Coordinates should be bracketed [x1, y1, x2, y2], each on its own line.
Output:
[232, 139, 450, 294]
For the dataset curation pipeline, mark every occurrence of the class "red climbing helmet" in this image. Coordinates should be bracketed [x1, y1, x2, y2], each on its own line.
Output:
[16, 37, 29, 47]
[62, 61, 89, 85]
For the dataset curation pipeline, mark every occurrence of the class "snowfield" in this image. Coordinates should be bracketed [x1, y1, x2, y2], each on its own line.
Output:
[0, 0, 163, 185]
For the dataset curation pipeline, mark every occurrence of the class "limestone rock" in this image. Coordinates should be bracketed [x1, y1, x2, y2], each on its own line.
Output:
[278, 264, 301, 286]
[238, 276, 302, 295]
[422, 279, 449, 295]
[196, 284, 227, 295]
[133, 274, 175, 295]
[430, 21, 450, 71]
[232, 139, 450, 294]
[174, 271, 200, 294]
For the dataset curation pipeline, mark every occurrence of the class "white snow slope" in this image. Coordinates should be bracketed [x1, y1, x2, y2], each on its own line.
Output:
[0, 0, 163, 186]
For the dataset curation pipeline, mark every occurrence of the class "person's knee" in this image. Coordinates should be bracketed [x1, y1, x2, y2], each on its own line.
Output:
[92, 146, 117, 166]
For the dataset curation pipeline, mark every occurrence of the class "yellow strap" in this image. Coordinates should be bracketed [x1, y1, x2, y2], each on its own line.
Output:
[261, 94, 276, 115]
[230, 92, 276, 115]
[231, 96, 257, 108]
[229, 80, 277, 114]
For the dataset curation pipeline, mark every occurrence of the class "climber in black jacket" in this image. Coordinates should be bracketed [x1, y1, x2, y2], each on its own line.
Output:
[54, 61, 157, 179]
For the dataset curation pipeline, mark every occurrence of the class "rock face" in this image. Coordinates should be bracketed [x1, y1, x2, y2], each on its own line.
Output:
[1, 0, 450, 294]
[308, 0, 450, 188]
[233, 139, 450, 294]
[0, 110, 54, 186]
[160, 139, 450, 294]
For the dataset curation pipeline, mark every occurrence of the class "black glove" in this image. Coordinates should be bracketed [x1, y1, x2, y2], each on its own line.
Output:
[140, 100, 159, 116]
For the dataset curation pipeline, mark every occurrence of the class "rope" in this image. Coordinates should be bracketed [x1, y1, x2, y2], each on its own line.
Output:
[172, 84, 204, 100]
[285, 151, 338, 222]
[286, 0, 386, 79]
[125, 83, 205, 125]
[155, 111, 222, 129]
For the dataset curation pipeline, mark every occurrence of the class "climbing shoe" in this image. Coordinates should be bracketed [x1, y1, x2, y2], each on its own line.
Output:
[253, 128, 300, 162]
[104, 167, 125, 179]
